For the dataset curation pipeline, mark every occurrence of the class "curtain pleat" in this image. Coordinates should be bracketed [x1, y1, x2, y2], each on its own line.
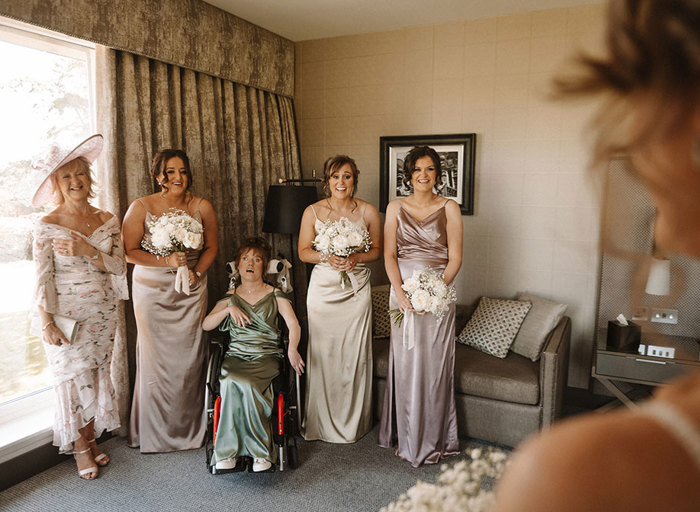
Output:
[95, 46, 305, 434]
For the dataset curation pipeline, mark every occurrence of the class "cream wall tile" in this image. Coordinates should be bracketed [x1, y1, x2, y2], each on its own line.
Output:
[494, 74, 529, 109]
[555, 206, 599, 241]
[525, 139, 560, 174]
[431, 108, 463, 133]
[301, 61, 325, 91]
[370, 53, 406, 86]
[463, 75, 495, 109]
[520, 238, 555, 271]
[300, 145, 325, 178]
[404, 49, 435, 82]
[556, 173, 599, 208]
[392, 112, 433, 135]
[434, 21, 465, 47]
[486, 172, 523, 206]
[464, 42, 496, 77]
[488, 236, 522, 269]
[518, 269, 553, 297]
[527, 104, 563, 140]
[522, 173, 559, 206]
[464, 18, 498, 45]
[301, 88, 324, 119]
[300, 117, 325, 148]
[487, 265, 521, 298]
[486, 204, 523, 238]
[530, 36, 568, 74]
[497, 13, 532, 41]
[362, 30, 406, 55]
[462, 107, 494, 134]
[463, 210, 490, 237]
[404, 25, 434, 51]
[456, 265, 489, 304]
[520, 205, 557, 239]
[462, 236, 489, 267]
[496, 39, 531, 75]
[404, 83, 434, 114]
[299, 39, 327, 63]
[324, 117, 353, 146]
[434, 45, 464, 81]
[324, 35, 360, 60]
[553, 239, 597, 273]
[566, 4, 606, 35]
[491, 138, 527, 172]
[493, 108, 529, 142]
[531, 8, 567, 37]
[323, 87, 356, 118]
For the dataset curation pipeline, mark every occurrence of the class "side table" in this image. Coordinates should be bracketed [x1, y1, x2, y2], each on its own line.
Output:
[592, 331, 700, 409]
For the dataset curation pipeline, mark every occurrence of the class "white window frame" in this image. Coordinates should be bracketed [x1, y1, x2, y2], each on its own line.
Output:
[0, 16, 96, 463]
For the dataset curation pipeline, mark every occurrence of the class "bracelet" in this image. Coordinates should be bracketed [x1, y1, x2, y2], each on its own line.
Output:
[90, 251, 99, 260]
[42, 320, 55, 331]
[319, 252, 328, 263]
[195, 270, 202, 278]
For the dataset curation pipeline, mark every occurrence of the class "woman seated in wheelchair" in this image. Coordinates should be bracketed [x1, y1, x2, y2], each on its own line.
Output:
[203, 237, 304, 472]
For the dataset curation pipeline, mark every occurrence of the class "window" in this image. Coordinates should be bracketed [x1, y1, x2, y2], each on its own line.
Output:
[0, 18, 95, 458]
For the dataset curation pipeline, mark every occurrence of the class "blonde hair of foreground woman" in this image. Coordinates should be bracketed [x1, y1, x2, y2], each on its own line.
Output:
[493, 2, 700, 511]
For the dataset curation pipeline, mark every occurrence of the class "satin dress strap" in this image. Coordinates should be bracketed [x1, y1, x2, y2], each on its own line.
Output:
[639, 401, 700, 472]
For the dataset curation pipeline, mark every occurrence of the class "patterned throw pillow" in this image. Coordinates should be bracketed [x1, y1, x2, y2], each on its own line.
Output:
[457, 297, 532, 358]
[371, 284, 392, 339]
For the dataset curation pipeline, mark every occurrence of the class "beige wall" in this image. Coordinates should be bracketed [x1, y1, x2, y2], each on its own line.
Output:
[294, 4, 605, 388]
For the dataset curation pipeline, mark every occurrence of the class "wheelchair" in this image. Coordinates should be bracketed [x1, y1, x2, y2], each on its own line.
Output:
[204, 324, 302, 474]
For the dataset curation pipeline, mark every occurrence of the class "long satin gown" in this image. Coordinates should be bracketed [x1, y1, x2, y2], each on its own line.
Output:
[378, 205, 459, 467]
[211, 292, 284, 466]
[303, 217, 373, 443]
[129, 210, 208, 452]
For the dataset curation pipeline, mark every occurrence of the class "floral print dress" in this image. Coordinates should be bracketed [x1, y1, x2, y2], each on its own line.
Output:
[32, 216, 128, 453]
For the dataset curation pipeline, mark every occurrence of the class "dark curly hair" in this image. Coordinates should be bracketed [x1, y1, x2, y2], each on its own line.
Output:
[321, 155, 359, 197]
[401, 146, 443, 191]
[233, 237, 272, 280]
[151, 149, 193, 195]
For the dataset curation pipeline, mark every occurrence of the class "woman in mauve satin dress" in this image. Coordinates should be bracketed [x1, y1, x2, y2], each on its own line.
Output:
[122, 149, 219, 453]
[378, 145, 463, 467]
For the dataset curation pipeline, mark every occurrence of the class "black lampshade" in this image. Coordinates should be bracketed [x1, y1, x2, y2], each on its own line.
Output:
[262, 184, 318, 234]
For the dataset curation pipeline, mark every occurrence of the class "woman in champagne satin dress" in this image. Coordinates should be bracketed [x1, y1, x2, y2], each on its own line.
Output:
[379, 146, 463, 467]
[122, 149, 218, 452]
[298, 155, 382, 443]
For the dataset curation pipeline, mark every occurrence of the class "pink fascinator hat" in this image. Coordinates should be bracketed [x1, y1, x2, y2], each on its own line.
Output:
[31, 134, 104, 207]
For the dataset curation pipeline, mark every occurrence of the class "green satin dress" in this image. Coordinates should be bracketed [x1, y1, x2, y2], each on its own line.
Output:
[211, 291, 285, 466]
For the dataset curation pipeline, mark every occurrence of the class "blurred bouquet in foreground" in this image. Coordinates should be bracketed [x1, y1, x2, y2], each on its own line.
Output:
[141, 209, 203, 295]
[389, 267, 456, 327]
[313, 217, 371, 290]
[380, 445, 509, 512]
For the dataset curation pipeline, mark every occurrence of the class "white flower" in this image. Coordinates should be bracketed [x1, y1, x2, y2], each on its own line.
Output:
[331, 234, 349, 252]
[347, 230, 362, 247]
[410, 289, 431, 311]
[151, 230, 171, 248]
[402, 276, 420, 294]
[315, 234, 331, 253]
[183, 231, 201, 249]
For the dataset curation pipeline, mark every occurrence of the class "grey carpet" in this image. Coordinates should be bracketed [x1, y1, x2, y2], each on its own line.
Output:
[0, 427, 507, 512]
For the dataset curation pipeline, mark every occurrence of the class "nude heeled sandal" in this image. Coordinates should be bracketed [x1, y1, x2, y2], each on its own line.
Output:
[73, 448, 98, 480]
[87, 438, 109, 466]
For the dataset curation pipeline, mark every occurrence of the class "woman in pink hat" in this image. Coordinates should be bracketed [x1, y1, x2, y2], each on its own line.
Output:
[31, 134, 128, 480]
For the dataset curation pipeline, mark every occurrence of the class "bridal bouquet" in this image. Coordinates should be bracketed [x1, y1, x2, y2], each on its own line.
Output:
[142, 209, 203, 295]
[313, 217, 371, 291]
[389, 268, 456, 337]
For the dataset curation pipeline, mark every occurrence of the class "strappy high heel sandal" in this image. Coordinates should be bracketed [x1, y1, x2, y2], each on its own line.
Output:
[73, 448, 98, 480]
[86, 438, 109, 466]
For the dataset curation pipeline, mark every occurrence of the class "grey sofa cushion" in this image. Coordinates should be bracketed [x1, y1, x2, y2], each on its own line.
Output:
[371, 336, 539, 405]
[510, 292, 568, 361]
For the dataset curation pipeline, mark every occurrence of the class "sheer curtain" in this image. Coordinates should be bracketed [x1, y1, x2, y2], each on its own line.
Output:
[95, 46, 303, 432]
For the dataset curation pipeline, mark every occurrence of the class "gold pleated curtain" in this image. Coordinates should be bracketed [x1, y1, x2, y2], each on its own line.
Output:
[95, 46, 304, 432]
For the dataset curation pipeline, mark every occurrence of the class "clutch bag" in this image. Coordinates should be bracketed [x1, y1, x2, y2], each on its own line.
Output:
[54, 314, 79, 344]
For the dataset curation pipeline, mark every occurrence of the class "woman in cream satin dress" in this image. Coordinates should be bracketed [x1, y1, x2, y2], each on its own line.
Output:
[122, 149, 218, 452]
[298, 155, 382, 443]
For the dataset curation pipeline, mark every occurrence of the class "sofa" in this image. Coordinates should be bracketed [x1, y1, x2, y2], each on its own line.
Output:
[371, 302, 571, 448]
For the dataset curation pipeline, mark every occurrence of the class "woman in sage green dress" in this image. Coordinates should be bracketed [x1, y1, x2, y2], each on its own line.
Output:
[203, 237, 303, 472]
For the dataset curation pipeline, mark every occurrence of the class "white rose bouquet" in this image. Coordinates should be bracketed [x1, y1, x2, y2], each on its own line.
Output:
[141, 209, 204, 295]
[389, 268, 456, 334]
[313, 217, 371, 290]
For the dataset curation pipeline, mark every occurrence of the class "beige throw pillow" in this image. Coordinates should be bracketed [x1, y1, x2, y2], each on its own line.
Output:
[457, 297, 532, 358]
[510, 292, 568, 361]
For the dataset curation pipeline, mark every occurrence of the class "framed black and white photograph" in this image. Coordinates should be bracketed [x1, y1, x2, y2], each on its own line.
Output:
[379, 133, 476, 215]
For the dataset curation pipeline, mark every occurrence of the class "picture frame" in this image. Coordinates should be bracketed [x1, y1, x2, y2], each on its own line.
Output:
[379, 133, 476, 215]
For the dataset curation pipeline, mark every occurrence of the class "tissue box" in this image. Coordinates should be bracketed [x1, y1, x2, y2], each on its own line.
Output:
[607, 320, 641, 351]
